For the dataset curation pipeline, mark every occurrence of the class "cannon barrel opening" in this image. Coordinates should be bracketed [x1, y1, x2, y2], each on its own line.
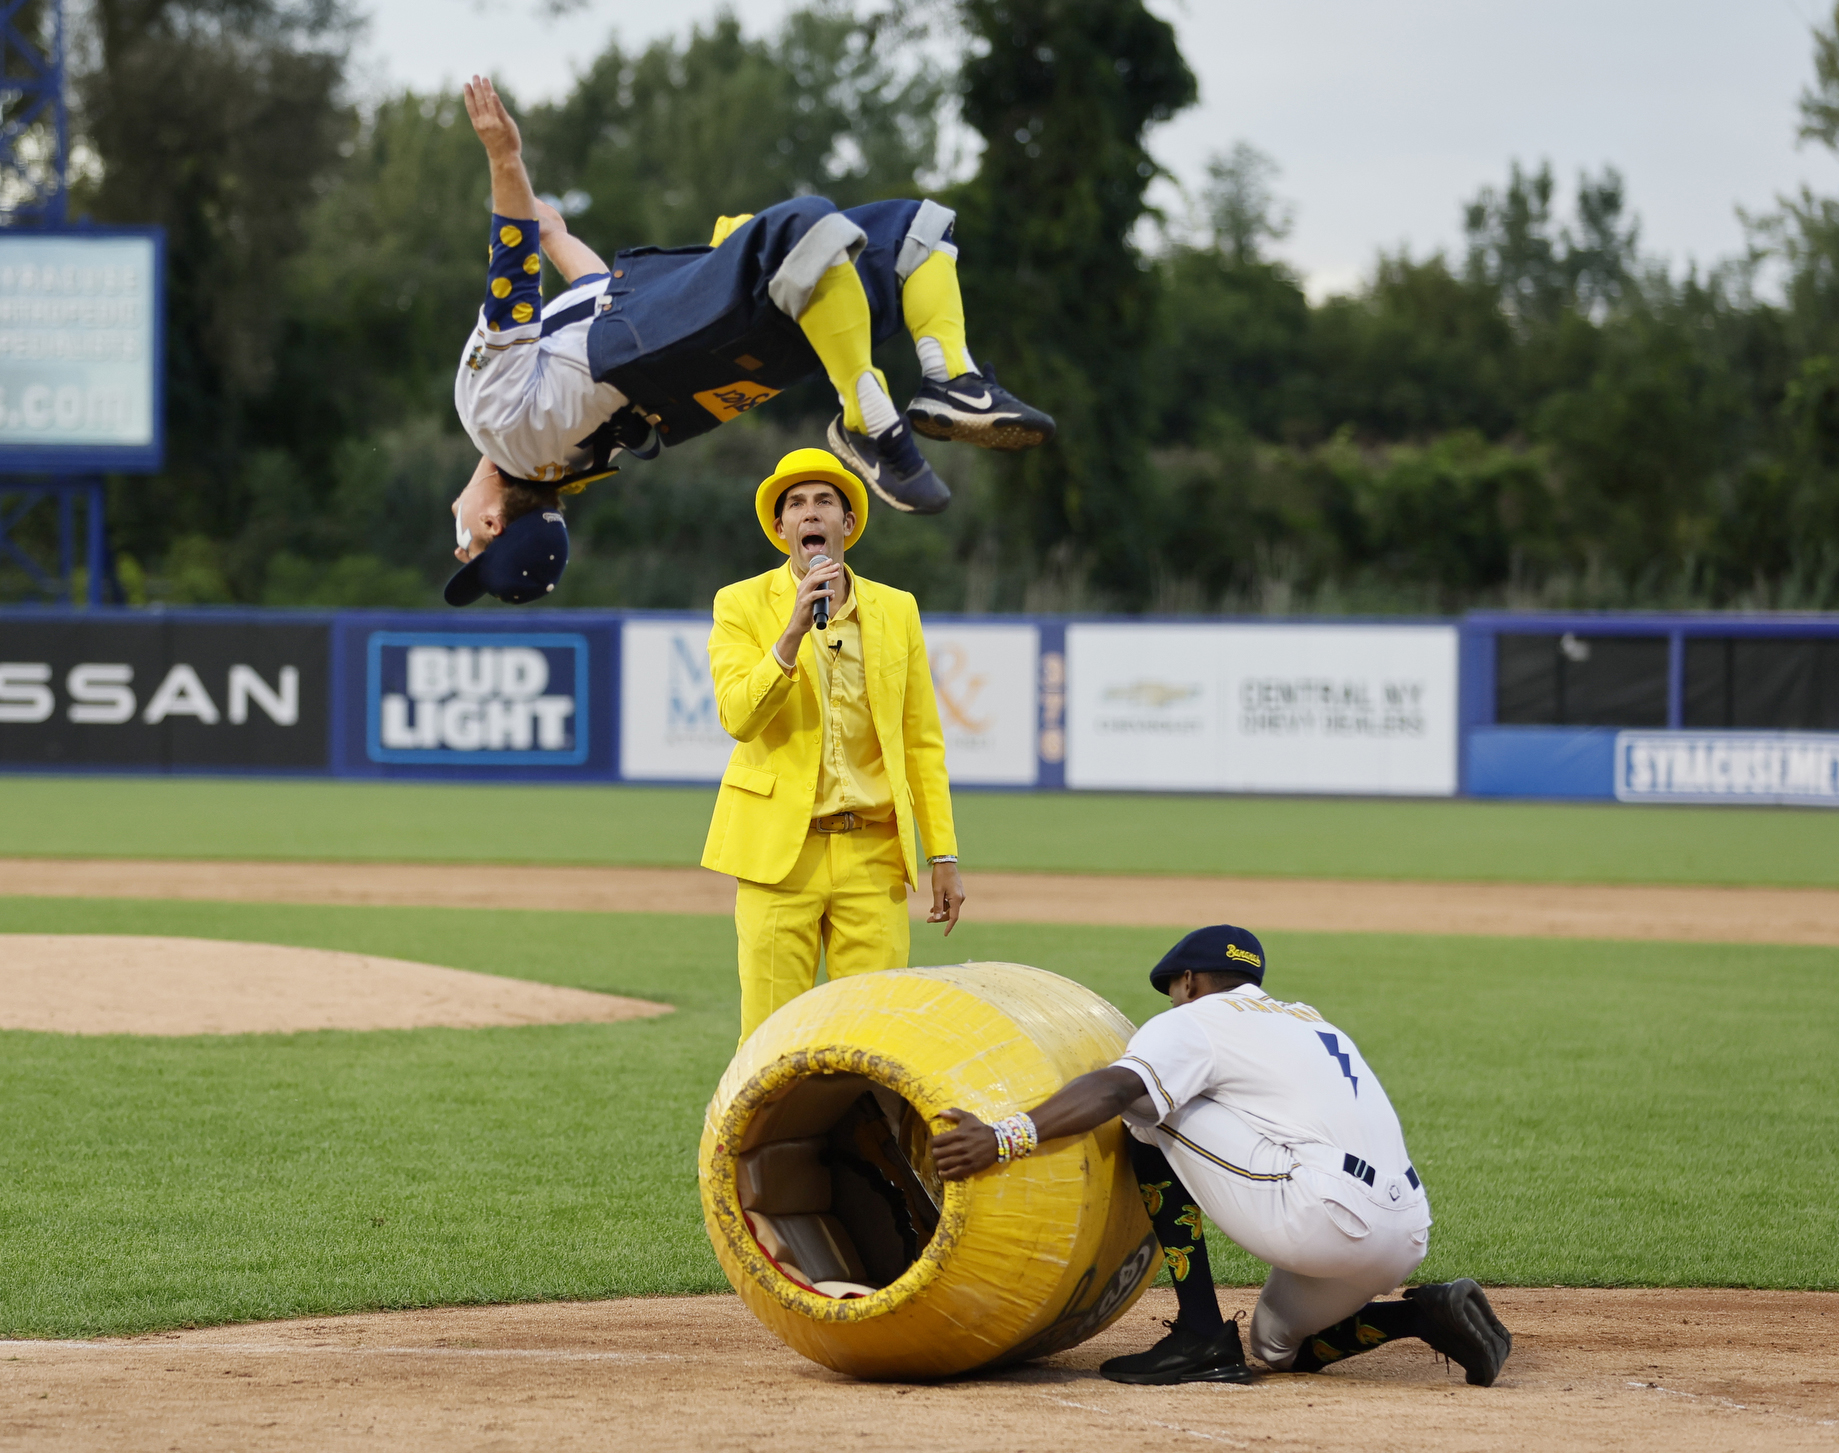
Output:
[734, 1072, 943, 1298]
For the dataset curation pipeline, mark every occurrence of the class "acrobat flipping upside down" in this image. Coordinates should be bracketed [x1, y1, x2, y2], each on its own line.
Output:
[445, 76, 1054, 607]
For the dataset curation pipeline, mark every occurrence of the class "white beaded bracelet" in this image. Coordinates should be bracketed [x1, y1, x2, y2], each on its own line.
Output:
[992, 1112, 1039, 1165]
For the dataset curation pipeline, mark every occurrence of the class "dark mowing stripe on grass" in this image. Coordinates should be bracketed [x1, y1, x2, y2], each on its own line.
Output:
[2, 899, 1836, 1336]
[4, 777, 1839, 886]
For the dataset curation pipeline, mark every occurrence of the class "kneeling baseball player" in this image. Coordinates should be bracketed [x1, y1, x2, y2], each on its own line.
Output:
[445, 75, 1054, 607]
[932, 925, 1512, 1387]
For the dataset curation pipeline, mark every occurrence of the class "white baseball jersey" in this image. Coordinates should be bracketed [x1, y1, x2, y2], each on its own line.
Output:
[1113, 983, 1432, 1367]
[1115, 984, 1420, 1190]
[453, 272, 630, 485]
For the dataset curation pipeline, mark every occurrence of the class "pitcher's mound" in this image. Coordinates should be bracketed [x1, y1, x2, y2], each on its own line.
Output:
[0, 935, 673, 1036]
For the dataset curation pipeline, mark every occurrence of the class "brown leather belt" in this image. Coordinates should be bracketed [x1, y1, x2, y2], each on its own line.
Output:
[812, 812, 863, 833]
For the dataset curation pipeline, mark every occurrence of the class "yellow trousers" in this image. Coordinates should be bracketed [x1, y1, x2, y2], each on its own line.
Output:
[735, 819, 911, 1042]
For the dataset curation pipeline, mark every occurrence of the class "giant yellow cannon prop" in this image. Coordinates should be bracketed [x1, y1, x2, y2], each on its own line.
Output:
[699, 962, 1159, 1379]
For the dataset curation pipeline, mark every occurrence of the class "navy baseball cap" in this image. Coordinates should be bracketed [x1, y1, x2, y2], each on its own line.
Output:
[444, 508, 569, 606]
[1149, 924, 1267, 993]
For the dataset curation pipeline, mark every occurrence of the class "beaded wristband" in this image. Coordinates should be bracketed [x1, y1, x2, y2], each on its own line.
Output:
[992, 1112, 1039, 1165]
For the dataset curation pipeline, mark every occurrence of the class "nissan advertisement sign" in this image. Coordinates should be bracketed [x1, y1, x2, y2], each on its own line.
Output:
[0, 617, 326, 769]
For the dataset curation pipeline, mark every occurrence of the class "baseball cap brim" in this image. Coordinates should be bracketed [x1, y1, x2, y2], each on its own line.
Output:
[443, 508, 569, 606]
[443, 556, 489, 606]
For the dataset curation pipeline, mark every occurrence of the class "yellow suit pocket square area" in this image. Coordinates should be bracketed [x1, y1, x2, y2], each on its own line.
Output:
[722, 763, 777, 797]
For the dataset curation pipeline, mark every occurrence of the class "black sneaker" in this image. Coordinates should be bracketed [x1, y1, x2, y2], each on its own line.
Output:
[1403, 1280, 1512, 1387]
[906, 363, 1056, 451]
[826, 413, 951, 515]
[1099, 1319, 1257, 1386]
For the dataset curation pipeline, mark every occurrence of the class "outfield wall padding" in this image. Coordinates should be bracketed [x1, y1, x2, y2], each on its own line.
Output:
[698, 961, 1158, 1380]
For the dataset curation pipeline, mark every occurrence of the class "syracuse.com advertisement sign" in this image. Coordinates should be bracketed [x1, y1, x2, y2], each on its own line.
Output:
[619, 616, 1040, 786]
[1615, 731, 1839, 806]
[0, 230, 163, 472]
[1063, 622, 1460, 795]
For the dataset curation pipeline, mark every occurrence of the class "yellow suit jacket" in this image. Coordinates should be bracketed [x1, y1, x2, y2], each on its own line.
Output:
[700, 564, 958, 888]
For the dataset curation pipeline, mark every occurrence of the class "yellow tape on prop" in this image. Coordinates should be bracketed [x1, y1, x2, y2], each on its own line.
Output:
[699, 961, 1158, 1380]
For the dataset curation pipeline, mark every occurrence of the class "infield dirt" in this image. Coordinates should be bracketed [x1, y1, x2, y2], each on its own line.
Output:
[3, 1287, 1835, 1453]
[8, 857, 1839, 944]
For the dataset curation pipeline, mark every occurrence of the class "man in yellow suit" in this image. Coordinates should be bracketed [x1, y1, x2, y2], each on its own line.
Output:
[703, 446, 967, 1040]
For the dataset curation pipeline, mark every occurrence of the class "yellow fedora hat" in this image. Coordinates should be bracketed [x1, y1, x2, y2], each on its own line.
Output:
[755, 448, 869, 555]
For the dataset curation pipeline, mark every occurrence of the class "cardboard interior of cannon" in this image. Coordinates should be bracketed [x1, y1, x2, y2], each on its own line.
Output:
[735, 1072, 944, 1299]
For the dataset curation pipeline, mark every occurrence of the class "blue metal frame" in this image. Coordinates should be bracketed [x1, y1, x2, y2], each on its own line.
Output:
[1459, 610, 1839, 799]
[0, 476, 110, 602]
[0, 0, 67, 226]
[1462, 610, 1839, 730]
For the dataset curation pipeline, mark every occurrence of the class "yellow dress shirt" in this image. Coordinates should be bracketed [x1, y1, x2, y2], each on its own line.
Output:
[807, 570, 895, 822]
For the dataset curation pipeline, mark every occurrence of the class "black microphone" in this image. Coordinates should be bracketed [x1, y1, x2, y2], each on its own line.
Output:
[809, 553, 831, 630]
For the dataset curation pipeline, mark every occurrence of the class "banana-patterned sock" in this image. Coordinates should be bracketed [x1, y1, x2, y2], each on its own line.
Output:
[1289, 1300, 1418, 1371]
[1127, 1137, 1223, 1335]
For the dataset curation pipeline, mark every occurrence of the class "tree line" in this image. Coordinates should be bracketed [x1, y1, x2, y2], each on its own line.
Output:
[37, 0, 1839, 613]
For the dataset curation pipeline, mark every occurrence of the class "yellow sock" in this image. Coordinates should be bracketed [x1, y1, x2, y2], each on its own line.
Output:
[798, 260, 890, 434]
[901, 250, 973, 379]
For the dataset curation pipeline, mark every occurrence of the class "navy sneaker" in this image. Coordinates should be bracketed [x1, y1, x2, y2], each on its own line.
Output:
[906, 363, 1056, 451]
[1099, 1319, 1258, 1386]
[826, 414, 951, 515]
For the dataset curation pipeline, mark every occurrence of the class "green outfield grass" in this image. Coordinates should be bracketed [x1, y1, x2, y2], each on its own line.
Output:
[5, 775, 1839, 885]
[2, 898, 1834, 1337]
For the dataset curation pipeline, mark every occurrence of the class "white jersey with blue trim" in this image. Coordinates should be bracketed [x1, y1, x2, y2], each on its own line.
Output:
[453, 269, 629, 485]
[1113, 984, 1419, 1187]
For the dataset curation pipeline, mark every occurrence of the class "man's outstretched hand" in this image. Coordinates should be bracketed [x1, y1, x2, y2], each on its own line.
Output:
[927, 861, 966, 935]
[462, 75, 522, 162]
[463, 74, 539, 227]
[930, 1107, 997, 1181]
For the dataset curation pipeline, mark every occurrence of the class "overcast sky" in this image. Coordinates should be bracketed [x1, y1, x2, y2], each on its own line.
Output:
[356, 0, 1839, 296]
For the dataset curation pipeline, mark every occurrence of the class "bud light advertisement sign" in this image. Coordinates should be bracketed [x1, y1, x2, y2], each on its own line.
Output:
[368, 633, 587, 765]
[333, 617, 616, 780]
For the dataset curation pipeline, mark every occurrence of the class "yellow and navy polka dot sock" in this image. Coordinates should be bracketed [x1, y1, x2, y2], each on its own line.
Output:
[1289, 1301, 1419, 1371]
[483, 214, 542, 332]
[1128, 1138, 1223, 1336]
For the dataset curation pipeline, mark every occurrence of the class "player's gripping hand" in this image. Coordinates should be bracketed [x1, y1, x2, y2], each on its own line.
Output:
[462, 75, 522, 162]
[930, 1108, 998, 1180]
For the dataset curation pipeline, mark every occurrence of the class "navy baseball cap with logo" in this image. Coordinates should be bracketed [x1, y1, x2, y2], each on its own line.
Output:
[1149, 924, 1267, 993]
[444, 509, 569, 606]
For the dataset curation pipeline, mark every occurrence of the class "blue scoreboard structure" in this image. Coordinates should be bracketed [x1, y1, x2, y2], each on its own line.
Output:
[0, 0, 165, 605]
[0, 227, 164, 475]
